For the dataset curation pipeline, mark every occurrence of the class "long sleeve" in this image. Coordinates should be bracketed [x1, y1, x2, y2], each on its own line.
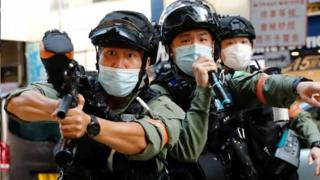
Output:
[169, 86, 211, 162]
[290, 110, 320, 147]
[128, 95, 185, 160]
[227, 71, 299, 110]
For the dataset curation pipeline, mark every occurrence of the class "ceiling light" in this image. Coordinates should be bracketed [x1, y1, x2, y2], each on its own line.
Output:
[291, 51, 300, 56]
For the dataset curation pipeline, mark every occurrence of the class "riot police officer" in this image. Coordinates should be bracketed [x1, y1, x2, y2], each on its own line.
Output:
[5, 10, 186, 180]
[219, 15, 320, 179]
[152, 0, 320, 179]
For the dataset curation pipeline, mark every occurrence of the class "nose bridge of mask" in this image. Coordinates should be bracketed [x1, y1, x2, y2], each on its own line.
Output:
[233, 43, 251, 51]
[175, 44, 213, 59]
[98, 64, 140, 97]
[99, 65, 140, 73]
[223, 43, 251, 55]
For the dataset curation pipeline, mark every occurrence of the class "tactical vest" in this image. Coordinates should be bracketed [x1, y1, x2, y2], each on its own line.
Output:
[62, 77, 168, 180]
[152, 69, 196, 111]
[152, 69, 233, 180]
[153, 68, 235, 151]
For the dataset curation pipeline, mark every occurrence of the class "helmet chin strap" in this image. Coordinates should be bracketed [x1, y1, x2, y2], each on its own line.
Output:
[128, 52, 149, 97]
[95, 46, 100, 70]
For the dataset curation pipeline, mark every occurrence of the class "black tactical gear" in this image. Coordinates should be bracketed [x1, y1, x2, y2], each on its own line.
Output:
[152, 67, 233, 180]
[61, 75, 166, 180]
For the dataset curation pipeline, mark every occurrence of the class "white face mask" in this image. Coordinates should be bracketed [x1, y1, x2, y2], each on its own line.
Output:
[98, 65, 140, 97]
[175, 44, 213, 76]
[221, 43, 252, 70]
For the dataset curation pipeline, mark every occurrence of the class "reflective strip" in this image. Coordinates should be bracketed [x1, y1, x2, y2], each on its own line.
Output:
[40, 41, 74, 59]
[256, 73, 269, 104]
[145, 119, 169, 146]
[37, 173, 59, 180]
[288, 104, 302, 118]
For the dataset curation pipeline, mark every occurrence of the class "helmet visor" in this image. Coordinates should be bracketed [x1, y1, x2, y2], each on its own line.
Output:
[89, 19, 147, 51]
[160, 5, 213, 29]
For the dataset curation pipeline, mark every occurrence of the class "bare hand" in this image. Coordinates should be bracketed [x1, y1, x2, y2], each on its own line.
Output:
[296, 82, 320, 107]
[59, 94, 90, 138]
[308, 147, 320, 176]
[192, 56, 217, 88]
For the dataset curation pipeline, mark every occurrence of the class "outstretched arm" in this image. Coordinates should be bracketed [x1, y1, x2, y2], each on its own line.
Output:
[229, 72, 320, 109]
[289, 107, 320, 176]
[59, 94, 184, 158]
[6, 90, 59, 122]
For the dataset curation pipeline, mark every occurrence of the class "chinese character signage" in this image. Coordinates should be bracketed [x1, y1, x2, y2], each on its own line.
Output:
[251, 0, 307, 47]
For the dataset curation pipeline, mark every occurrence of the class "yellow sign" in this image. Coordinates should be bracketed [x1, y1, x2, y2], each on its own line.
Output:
[37, 173, 58, 180]
[283, 55, 320, 81]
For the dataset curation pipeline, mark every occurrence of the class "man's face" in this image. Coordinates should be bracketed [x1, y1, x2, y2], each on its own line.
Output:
[99, 47, 143, 69]
[169, 29, 214, 61]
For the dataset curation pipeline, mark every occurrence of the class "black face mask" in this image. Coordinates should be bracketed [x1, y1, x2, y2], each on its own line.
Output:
[41, 54, 73, 91]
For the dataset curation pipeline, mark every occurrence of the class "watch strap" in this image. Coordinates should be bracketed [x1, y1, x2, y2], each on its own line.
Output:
[311, 141, 320, 149]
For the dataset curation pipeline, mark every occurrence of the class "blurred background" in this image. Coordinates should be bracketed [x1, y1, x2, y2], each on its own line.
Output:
[1, 0, 319, 88]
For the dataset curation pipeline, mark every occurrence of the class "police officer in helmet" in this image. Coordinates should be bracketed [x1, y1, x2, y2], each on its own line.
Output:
[219, 15, 320, 179]
[152, 0, 320, 180]
[219, 15, 255, 72]
[154, 1, 225, 179]
[6, 10, 186, 180]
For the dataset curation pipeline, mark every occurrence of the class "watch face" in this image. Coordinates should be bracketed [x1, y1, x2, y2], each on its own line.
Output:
[88, 122, 100, 137]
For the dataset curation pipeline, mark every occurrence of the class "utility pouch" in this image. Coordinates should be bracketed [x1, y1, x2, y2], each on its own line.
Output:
[264, 129, 300, 176]
[197, 153, 228, 180]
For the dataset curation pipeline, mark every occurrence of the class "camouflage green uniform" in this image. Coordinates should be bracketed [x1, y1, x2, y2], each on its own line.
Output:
[290, 110, 320, 147]
[5, 82, 186, 177]
[152, 70, 307, 162]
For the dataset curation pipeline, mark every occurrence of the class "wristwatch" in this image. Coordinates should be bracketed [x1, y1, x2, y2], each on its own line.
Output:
[87, 115, 100, 137]
[311, 141, 320, 149]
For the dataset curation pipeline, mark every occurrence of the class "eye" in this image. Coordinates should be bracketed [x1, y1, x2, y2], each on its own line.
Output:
[128, 51, 141, 60]
[180, 39, 190, 44]
[200, 38, 208, 42]
[107, 50, 116, 55]
[128, 52, 135, 58]
[227, 41, 233, 46]
[241, 38, 251, 44]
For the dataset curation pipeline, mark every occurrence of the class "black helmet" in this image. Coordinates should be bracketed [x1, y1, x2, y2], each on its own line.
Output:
[220, 15, 256, 41]
[89, 10, 159, 64]
[159, 0, 220, 45]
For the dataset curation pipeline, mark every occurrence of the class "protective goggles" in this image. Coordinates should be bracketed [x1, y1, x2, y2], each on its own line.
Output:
[89, 19, 147, 51]
[159, 2, 214, 29]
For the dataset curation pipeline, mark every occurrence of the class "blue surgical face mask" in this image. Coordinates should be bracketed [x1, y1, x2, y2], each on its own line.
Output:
[98, 65, 140, 97]
[175, 44, 213, 77]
